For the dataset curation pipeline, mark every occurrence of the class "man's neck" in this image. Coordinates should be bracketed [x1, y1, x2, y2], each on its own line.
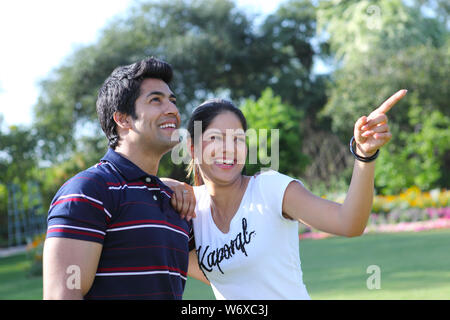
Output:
[114, 143, 162, 176]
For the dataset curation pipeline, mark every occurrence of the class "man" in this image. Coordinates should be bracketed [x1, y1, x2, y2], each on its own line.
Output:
[43, 57, 194, 299]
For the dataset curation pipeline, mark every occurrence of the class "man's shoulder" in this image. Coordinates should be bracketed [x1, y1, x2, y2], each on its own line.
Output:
[60, 161, 122, 193]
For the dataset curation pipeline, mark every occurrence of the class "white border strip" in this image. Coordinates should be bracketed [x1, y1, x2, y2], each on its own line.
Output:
[106, 224, 188, 239]
[47, 224, 106, 236]
[95, 270, 187, 281]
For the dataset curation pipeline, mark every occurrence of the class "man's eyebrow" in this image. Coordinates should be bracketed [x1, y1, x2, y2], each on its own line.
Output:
[145, 91, 177, 99]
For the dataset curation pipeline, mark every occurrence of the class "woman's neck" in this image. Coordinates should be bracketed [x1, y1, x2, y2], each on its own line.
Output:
[205, 174, 249, 219]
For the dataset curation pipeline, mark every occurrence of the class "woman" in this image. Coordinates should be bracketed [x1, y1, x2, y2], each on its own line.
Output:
[167, 90, 406, 299]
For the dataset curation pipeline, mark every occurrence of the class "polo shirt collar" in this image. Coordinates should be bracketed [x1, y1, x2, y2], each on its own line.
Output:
[101, 148, 160, 182]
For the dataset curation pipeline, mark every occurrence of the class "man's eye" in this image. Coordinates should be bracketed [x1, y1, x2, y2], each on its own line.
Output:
[170, 100, 177, 105]
[150, 97, 161, 103]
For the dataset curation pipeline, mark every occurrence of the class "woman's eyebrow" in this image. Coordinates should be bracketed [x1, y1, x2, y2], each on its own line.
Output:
[204, 130, 222, 135]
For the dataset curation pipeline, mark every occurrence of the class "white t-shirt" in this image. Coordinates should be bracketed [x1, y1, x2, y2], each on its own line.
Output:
[192, 170, 310, 300]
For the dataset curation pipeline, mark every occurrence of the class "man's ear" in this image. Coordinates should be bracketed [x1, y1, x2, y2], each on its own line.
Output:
[113, 111, 132, 130]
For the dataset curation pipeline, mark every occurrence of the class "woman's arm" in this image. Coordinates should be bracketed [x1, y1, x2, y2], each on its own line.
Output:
[282, 90, 407, 237]
[282, 160, 375, 237]
[160, 178, 196, 221]
[187, 250, 210, 285]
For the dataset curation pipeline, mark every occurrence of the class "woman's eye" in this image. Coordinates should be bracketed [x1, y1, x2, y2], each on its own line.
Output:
[209, 135, 222, 142]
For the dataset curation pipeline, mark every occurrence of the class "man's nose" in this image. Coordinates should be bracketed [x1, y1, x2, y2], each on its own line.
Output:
[164, 99, 180, 120]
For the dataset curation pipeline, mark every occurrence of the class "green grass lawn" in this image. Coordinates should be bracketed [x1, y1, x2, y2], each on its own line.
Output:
[2, 229, 450, 300]
[0, 252, 43, 299]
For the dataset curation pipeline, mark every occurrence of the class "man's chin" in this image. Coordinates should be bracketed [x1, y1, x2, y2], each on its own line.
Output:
[156, 137, 179, 155]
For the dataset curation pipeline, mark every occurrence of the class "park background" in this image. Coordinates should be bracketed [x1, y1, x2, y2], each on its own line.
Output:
[0, 0, 449, 299]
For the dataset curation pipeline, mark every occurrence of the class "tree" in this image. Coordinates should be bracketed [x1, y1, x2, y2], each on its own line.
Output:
[33, 0, 265, 161]
[31, 0, 327, 183]
[317, 0, 450, 193]
[0, 124, 38, 185]
[0, 121, 41, 245]
[240, 88, 308, 177]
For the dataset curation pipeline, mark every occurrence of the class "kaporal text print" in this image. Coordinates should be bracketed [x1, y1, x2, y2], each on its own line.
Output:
[197, 218, 256, 274]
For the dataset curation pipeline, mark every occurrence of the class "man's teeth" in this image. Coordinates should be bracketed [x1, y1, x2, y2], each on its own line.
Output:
[159, 123, 176, 128]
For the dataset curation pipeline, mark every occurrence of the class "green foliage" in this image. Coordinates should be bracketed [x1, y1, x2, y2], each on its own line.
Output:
[0, 122, 42, 244]
[375, 106, 450, 194]
[32, 0, 324, 160]
[32, 0, 262, 160]
[317, 0, 446, 65]
[317, 0, 450, 193]
[240, 88, 308, 177]
[30, 0, 324, 181]
[0, 125, 38, 185]
[0, 184, 7, 246]
[258, 0, 328, 115]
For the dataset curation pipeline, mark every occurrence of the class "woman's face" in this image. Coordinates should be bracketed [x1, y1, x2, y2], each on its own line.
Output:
[195, 111, 247, 186]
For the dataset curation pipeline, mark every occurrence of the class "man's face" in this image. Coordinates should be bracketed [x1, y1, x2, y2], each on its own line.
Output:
[129, 78, 181, 153]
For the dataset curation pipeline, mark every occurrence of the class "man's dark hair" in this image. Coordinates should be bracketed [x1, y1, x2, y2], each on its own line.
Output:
[96, 57, 173, 149]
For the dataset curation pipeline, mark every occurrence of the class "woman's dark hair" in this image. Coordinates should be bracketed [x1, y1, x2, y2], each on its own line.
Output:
[186, 98, 248, 185]
[96, 57, 173, 149]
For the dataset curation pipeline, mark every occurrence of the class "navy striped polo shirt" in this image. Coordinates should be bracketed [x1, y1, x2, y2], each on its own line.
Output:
[46, 148, 193, 299]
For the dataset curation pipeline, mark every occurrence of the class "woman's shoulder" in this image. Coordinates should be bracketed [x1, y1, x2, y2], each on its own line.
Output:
[193, 184, 210, 218]
[253, 169, 295, 183]
[252, 169, 304, 192]
[193, 184, 207, 197]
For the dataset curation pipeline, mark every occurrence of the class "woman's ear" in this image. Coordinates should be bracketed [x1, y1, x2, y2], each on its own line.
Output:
[186, 137, 194, 158]
[113, 111, 133, 130]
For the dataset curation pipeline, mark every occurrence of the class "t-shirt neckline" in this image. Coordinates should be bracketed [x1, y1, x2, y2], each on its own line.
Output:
[207, 175, 254, 235]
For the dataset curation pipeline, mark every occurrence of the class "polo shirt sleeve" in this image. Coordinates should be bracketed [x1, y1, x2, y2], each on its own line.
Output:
[188, 221, 196, 251]
[46, 171, 111, 245]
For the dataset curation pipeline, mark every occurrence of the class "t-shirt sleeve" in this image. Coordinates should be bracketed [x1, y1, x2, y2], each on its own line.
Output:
[257, 170, 304, 220]
[46, 172, 111, 245]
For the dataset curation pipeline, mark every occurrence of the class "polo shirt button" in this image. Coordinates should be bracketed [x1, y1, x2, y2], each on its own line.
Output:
[153, 195, 158, 201]
[145, 177, 152, 183]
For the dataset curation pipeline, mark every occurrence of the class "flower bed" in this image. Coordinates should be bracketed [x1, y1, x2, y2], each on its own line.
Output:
[299, 188, 450, 240]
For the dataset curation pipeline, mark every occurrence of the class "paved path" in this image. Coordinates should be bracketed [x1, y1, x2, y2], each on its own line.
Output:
[0, 245, 28, 258]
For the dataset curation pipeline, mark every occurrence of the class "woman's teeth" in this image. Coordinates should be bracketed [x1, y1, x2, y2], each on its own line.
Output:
[215, 159, 235, 165]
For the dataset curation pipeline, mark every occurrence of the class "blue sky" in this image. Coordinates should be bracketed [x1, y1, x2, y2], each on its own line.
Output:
[0, 0, 284, 128]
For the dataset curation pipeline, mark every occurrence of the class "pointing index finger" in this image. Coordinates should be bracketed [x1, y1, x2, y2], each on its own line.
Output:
[369, 89, 407, 117]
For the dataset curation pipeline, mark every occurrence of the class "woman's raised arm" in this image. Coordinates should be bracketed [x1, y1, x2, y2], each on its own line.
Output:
[282, 89, 407, 237]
